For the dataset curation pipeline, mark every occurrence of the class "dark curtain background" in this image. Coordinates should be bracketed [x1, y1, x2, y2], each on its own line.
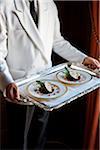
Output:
[83, 1, 99, 150]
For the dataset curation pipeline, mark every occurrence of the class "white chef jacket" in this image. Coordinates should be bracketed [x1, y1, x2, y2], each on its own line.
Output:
[0, 0, 87, 91]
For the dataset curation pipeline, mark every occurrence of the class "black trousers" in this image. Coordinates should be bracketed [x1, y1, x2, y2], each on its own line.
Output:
[4, 101, 49, 150]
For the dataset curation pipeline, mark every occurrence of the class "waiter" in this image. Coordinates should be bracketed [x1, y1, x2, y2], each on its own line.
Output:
[0, 0, 100, 149]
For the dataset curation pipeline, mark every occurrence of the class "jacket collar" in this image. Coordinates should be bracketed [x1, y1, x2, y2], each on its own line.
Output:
[14, 0, 48, 63]
[14, 0, 48, 12]
[14, 0, 25, 12]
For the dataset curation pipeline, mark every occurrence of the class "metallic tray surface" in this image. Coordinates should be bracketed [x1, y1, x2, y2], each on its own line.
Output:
[4, 63, 100, 111]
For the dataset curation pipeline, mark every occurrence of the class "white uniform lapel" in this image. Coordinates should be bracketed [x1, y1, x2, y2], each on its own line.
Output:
[14, 0, 48, 62]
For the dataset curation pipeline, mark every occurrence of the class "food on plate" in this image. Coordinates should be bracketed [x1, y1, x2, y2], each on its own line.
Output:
[35, 81, 54, 94]
[63, 67, 81, 81]
[27, 80, 66, 99]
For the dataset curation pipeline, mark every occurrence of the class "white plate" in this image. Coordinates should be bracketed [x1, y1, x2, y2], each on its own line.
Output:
[27, 80, 67, 99]
[56, 69, 92, 84]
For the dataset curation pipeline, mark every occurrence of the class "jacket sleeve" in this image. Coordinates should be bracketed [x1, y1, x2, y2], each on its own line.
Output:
[53, 2, 87, 64]
[0, 9, 14, 92]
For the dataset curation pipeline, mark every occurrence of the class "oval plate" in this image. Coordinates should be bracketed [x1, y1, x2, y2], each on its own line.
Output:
[27, 80, 67, 99]
[56, 70, 92, 85]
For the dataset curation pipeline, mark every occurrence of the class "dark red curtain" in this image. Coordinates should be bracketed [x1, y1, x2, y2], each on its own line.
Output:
[83, 1, 99, 150]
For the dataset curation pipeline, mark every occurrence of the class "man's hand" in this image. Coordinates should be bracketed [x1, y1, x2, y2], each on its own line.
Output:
[82, 57, 100, 70]
[5, 83, 20, 101]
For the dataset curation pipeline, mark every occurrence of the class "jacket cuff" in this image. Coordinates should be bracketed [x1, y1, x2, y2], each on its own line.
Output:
[0, 67, 14, 92]
[75, 53, 87, 64]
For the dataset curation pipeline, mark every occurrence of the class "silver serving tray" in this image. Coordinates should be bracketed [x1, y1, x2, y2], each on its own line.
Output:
[4, 63, 100, 111]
